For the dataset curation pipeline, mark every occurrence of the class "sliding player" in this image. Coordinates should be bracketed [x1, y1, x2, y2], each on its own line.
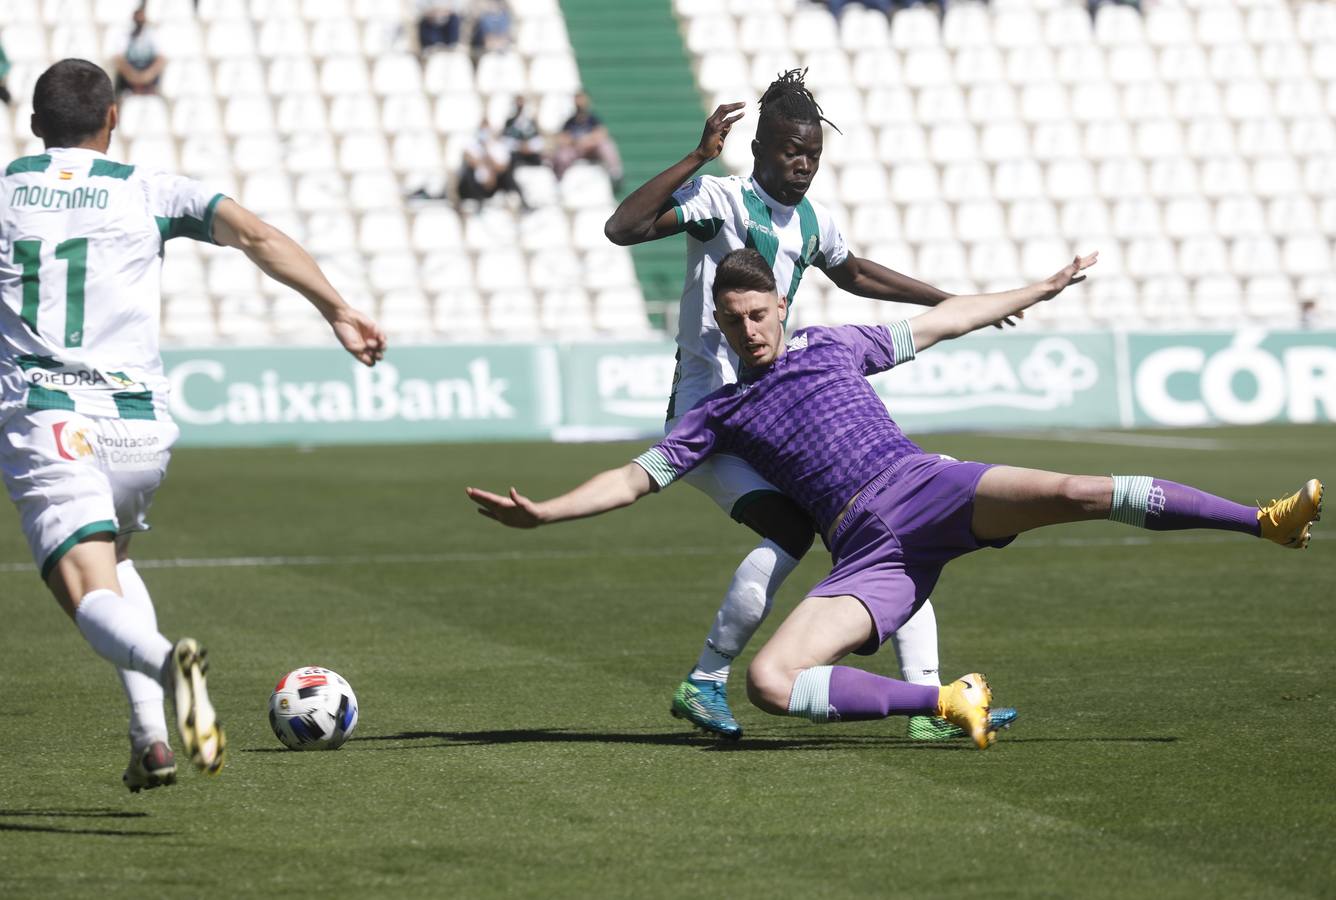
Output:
[0, 59, 386, 790]
[605, 69, 1013, 740]
[469, 249, 1321, 746]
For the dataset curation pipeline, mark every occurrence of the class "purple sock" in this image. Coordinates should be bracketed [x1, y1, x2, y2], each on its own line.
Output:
[828, 666, 939, 722]
[1111, 476, 1260, 537]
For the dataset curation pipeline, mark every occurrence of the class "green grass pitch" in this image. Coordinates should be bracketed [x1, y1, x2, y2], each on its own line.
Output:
[1, 425, 1332, 898]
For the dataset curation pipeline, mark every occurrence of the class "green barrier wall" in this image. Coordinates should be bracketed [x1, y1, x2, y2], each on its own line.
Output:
[161, 330, 1336, 446]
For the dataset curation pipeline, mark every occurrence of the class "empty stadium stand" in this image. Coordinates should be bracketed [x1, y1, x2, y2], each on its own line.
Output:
[677, 0, 1336, 331]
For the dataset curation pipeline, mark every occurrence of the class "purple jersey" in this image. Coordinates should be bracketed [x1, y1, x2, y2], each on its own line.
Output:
[633, 322, 924, 533]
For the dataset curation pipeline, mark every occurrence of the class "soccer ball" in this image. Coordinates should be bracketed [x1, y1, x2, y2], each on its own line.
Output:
[269, 666, 359, 751]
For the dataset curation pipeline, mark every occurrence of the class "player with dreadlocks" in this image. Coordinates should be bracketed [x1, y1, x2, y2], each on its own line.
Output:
[605, 69, 1019, 742]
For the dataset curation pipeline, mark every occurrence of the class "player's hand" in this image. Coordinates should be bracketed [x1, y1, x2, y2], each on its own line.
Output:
[466, 486, 545, 528]
[695, 102, 746, 162]
[1039, 252, 1098, 302]
[330, 307, 388, 367]
[993, 311, 1024, 330]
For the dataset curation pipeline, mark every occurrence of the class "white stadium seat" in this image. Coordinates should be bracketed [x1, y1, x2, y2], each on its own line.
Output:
[839, 6, 891, 52]
[593, 289, 652, 336]
[372, 55, 425, 96]
[540, 288, 594, 337]
[940, 162, 992, 203]
[366, 251, 418, 292]
[379, 290, 433, 339]
[434, 290, 487, 338]
[1007, 199, 1059, 240]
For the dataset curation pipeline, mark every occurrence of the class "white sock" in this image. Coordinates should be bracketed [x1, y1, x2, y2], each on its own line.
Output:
[115, 561, 170, 748]
[787, 666, 833, 723]
[691, 540, 800, 682]
[74, 588, 174, 688]
[892, 599, 942, 687]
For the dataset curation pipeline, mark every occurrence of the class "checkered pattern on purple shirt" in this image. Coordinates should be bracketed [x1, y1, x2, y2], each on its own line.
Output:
[634, 323, 923, 533]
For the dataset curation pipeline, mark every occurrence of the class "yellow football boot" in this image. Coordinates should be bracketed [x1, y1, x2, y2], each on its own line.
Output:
[936, 673, 996, 750]
[1258, 478, 1323, 549]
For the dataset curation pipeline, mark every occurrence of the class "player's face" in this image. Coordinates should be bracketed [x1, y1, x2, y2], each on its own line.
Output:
[752, 119, 822, 206]
[714, 288, 789, 368]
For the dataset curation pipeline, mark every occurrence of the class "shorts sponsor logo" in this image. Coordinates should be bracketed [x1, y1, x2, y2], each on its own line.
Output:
[52, 421, 94, 460]
[98, 432, 165, 469]
[52, 422, 164, 466]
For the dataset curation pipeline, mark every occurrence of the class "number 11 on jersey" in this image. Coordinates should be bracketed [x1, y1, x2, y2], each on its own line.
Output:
[14, 237, 89, 348]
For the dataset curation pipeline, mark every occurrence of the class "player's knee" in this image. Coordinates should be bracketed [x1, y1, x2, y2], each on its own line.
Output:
[1059, 475, 1111, 513]
[745, 659, 794, 715]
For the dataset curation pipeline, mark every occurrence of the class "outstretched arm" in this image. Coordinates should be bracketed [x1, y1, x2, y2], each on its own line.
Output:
[909, 253, 1098, 354]
[467, 463, 653, 528]
[823, 252, 951, 306]
[211, 199, 387, 366]
[603, 102, 744, 246]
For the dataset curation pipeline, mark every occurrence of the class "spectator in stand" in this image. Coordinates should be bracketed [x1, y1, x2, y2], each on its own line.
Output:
[502, 97, 545, 167]
[552, 91, 624, 193]
[418, 0, 463, 55]
[1299, 298, 1319, 330]
[828, 0, 895, 17]
[457, 123, 530, 212]
[470, 0, 513, 63]
[1088, 0, 1141, 20]
[113, 5, 166, 97]
[0, 40, 11, 105]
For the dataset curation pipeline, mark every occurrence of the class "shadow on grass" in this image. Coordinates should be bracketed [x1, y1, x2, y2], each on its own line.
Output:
[1003, 737, 1179, 744]
[242, 729, 1177, 753]
[0, 807, 169, 838]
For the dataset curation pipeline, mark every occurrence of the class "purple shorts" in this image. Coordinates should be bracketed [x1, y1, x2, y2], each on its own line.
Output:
[808, 454, 1016, 655]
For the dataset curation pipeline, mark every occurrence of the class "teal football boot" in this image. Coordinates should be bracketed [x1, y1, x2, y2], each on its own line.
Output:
[671, 677, 743, 740]
[907, 706, 1019, 742]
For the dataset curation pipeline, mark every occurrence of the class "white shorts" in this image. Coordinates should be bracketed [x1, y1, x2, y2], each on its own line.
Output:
[1, 410, 178, 578]
[666, 418, 782, 521]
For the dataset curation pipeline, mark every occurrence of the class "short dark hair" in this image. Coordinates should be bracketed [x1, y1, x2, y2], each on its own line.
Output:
[32, 59, 115, 149]
[757, 68, 838, 136]
[712, 248, 777, 304]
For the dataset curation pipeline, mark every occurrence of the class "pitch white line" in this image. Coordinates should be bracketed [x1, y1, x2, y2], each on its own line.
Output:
[0, 545, 738, 574]
[977, 429, 1231, 450]
[2, 531, 1318, 574]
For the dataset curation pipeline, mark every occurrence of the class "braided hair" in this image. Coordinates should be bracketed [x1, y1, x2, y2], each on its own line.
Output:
[756, 68, 840, 135]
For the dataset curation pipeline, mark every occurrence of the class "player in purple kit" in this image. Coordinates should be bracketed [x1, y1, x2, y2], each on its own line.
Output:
[467, 249, 1324, 747]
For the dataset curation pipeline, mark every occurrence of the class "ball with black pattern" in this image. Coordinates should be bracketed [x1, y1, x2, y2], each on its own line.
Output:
[269, 666, 359, 751]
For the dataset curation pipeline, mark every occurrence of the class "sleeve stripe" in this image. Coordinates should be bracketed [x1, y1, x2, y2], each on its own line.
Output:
[632, 448, 679, 489]
[202, 192, 225, 244]
[673, 205, 685, 225]
[885, 320, 916, 364]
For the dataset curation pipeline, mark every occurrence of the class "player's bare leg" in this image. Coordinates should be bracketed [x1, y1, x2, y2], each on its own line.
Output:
[970, 469, 1114, 541]
[747, 594, 996, 750]
[971, 467, 1322, 547]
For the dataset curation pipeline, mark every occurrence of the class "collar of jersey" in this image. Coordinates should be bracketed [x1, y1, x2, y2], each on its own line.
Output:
[748, 176, 794, 213]
[48, 146, 108, 159]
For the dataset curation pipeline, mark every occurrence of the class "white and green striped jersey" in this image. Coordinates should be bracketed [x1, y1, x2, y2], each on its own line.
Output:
[667, 174, 849, 418]
[0, 147, 223, 422]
